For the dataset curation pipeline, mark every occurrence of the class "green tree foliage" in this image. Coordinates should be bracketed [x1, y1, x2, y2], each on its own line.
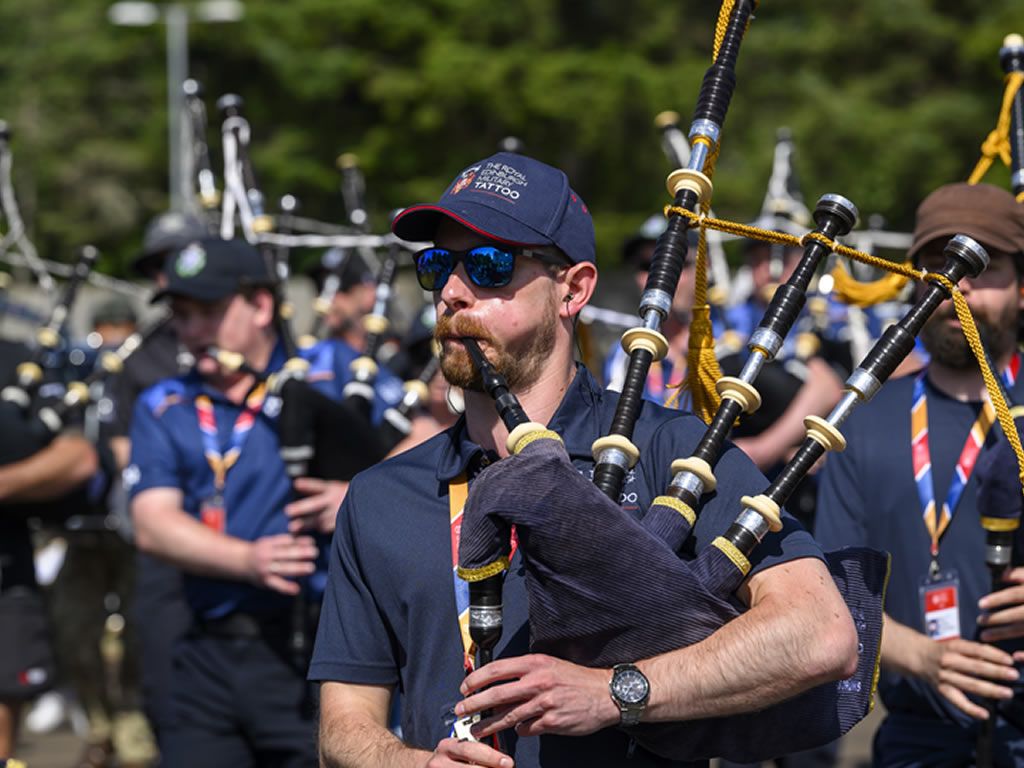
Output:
[0, 0, 1020, 275]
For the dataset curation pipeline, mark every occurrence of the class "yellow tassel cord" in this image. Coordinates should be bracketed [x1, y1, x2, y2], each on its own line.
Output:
[677, 0, 758, 422]
[830, 261, 911, 308]
[665, 203, 1024, 498]
[968, 70, 1024, 204]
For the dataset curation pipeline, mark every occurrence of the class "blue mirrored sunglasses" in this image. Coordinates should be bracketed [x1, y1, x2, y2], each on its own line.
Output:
[414, 245, 566, 291]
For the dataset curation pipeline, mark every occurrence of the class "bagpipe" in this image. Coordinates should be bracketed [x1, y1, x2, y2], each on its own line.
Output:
[195, 88, 442, 473]
[449, 2, 1006, 761]
[0, 245, 97, 415]
[457, 233, 992, 761]
[974, 31, 1024, 768]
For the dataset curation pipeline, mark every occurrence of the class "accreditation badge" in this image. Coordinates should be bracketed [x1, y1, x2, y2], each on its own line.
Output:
[200, 494, 226, 533]
[919, 570, 961, 641]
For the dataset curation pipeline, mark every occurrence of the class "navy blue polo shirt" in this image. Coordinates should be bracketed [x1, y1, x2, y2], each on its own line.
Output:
[816, 370, 1024, 758]
[127, 338, 402, 620]
[311, 366, 823, 767]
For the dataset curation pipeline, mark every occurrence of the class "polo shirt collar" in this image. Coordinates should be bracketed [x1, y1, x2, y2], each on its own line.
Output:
[435, 364, 606, 482]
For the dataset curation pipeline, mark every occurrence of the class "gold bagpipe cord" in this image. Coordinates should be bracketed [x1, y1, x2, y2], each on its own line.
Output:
[666, 203, 1024, 503]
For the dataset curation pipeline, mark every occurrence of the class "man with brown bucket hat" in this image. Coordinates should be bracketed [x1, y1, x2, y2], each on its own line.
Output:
[817, 182, 1024, 766]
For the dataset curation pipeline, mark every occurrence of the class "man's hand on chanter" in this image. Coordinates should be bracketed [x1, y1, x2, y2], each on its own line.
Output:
[978, 567, 1024, 645]
[456, 654, 619, 740]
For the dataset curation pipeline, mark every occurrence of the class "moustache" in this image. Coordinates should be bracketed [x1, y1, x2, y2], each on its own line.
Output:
[434, 315, 495, 347]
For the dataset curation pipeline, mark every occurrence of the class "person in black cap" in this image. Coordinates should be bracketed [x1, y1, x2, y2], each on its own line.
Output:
[108, 212, 208, 755]
[311, 152, 859, 768]
[126, 237, 392, 767]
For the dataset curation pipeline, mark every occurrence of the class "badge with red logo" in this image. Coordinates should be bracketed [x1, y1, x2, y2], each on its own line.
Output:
[451, 166, 480, 195]
[200, 494, 226, 533]
[919, 570, 960, 641]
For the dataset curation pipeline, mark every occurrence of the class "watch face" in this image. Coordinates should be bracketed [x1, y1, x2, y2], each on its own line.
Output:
[614, 669, 649, 704]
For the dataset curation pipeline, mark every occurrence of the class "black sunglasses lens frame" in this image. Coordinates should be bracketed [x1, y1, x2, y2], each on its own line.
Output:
[415, 246, 517, 291]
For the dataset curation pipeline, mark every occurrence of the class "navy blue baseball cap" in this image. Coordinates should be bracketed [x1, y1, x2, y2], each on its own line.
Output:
[152, 238, 274, 303]
[392, 152, 595, 264]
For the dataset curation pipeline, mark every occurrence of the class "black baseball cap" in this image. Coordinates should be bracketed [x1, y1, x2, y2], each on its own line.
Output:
[152, 238, 274, 303]
[132, 211, 211, 278]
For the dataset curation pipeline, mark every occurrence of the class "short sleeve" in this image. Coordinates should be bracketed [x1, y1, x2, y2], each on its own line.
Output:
[126, 394, 181, 497]
[308, 478, 399, 685]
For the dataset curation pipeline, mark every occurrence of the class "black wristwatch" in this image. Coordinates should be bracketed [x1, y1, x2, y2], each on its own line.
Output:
[609, 663, 650, 727]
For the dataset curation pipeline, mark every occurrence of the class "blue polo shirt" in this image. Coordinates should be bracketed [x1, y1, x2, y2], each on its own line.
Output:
[816, 370, 1024, 763]
[127, 338, 402, 620]
[310, 366, 823, 767]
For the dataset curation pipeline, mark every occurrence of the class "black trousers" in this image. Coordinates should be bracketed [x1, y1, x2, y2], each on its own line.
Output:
[161, 622, 318, 768]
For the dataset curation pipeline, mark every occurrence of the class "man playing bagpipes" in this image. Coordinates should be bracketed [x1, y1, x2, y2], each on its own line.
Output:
[311, 151, 860, 768]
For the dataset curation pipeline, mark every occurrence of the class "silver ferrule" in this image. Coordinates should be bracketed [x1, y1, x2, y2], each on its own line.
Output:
[735, 507, 771, 543]
[748, 327, 784, 360]
[38, 407, 63, 435]
[1, 387, 29, 408]
[987, 542, 1013, 568]
[401, 389, 421, 410]
[344, 380, 375, 401]
[469, 605, 503, 629]
[827, 390, 863, 430]
[1000, 40, 1024, 58]
[687, 141, 710, 172]
[639, 289, 672, 324]
[818, 193, 860, 224]
[383, 408, 412, 436]
[597, 447, 632, 472]
[688, 118, 720, 145]
[1013, 169, 1024, 190]
[374, 284, 392, 311]
[669, 471, 705, 499]
[198, 169, 216, 196]
[738, 350, 768, 384]
[846, 367, 882, 401]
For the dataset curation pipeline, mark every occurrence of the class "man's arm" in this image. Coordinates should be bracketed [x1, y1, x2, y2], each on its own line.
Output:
[320, 682, 429, 768]
[460, 556, 857, 737]
[132, 486, 317, 594]
[0, 433, 98, 504]
[320, 682, 512, 768]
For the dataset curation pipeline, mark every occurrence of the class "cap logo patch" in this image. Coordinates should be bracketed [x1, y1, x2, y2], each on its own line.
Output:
[451, 166, 480, 195]
[175, 242, 206, 277]
[465, 161, 527, 201]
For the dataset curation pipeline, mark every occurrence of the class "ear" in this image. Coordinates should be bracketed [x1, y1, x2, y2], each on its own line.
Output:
[558, 261, 598, 319]
[254, 288, 278, 330]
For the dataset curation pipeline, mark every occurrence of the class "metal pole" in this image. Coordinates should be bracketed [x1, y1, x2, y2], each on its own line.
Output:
[165, 4, 189, 212]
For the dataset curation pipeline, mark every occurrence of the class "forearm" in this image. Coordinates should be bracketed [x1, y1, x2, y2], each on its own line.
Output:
[0, 434, 98, 503]
[638, 558, 857, 721]
[134, 499, 252, 581]
[320, 712, 430, 768]
[320, 683, 431, 768]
